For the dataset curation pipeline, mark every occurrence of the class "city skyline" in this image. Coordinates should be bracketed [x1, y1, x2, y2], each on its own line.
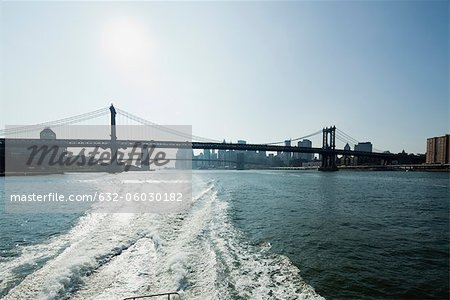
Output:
[1, 1, 448, 154]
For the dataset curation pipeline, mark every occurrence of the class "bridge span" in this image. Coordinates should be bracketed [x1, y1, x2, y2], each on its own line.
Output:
[1, 138, 395, 159]
[0, 105, 397, 172]
[1, 137, 396, 172]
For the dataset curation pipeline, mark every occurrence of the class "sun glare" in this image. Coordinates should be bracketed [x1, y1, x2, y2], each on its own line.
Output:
[101, 17, 152, 69]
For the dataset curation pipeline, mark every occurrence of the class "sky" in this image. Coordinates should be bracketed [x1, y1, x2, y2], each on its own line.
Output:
[1, 1, 448, 154]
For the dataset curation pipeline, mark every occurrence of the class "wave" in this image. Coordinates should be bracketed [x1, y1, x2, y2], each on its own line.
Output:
[1, 175, 324, 300]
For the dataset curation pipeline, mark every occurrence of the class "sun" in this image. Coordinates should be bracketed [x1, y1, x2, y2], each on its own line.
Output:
[101, 16, 152, 69]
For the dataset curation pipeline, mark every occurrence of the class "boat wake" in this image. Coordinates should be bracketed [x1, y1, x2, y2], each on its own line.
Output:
[1, 175, 324, 300]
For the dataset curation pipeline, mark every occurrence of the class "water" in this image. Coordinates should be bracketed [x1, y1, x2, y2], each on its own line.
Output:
[0, 170, 448, 299]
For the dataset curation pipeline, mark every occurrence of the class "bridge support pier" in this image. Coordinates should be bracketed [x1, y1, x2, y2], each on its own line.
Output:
[320, 153, 338, 171]
[319, 126, 338, 171]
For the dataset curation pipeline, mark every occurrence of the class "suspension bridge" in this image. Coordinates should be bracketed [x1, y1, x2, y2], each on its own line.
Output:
[0, 105, 397, 173]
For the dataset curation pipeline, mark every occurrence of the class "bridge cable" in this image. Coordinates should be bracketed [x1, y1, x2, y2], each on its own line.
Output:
[115, 108, 222, 143]
[264, 130, 323, 145]
[0, 107, 109, 136]
[336, 129, 386, 153]
[0, 110, 109, 136]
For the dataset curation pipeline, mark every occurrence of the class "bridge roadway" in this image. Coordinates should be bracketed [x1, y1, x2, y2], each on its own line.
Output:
[1, 138, 396, 159]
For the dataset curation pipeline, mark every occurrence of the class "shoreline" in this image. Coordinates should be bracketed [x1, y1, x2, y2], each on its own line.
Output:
[1, 164, 449, 176]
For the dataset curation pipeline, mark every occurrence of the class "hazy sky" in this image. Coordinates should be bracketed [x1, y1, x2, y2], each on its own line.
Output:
[1, 1, 448, 153]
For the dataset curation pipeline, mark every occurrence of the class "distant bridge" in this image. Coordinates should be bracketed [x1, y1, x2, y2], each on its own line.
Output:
[0, 105, 397, 172]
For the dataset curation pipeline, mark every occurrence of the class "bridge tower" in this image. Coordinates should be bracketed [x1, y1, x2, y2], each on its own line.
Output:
[319, 126, 338, 171]
[109, 104, 118, 169]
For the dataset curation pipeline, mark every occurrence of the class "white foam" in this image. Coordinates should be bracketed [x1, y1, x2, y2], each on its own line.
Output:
[3, 174, 325, 300]
[206, 191, 325, 300]
[3, 213, 159, 300]
[121, 180, 191, 184]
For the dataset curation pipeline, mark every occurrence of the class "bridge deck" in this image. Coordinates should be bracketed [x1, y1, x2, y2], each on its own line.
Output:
[0, 138, 396, 159]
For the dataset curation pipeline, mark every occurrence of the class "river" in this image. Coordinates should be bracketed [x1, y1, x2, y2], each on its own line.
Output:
[0, 170, 448, 299]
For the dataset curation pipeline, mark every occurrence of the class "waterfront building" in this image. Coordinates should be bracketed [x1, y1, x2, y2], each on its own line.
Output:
[175, 148, 192, 169]
[354, 142, 372, 152]
[211, 150, 217, 161]
[227, 150, 237, 168]
[203, 149, 211, 167]
[284, 140, 291, 162]
[298, 139, 313, 161]
[342, 143, 351, 166]
[218, 150, 225, 167]
[353, 142, 373, 165]
[40, 127, 56, 139]
[426, 134, 450, 164]
[236, 140, 247, 166]
[6, 127, 64, 173]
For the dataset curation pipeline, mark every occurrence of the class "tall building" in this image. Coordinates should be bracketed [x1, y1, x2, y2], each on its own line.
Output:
[175, 148, 193, 169]
[211, 149, 217, 161]
[203, 149, 211, 167]
[218, 151, 225, 167]
[237, 140, 247, 167]
[426, 135, 450, 164]
[298, 139, 313, 161]
[281, 139, 291, 164]
[217, 139, 226, 168]
[354, 142, 372, 152]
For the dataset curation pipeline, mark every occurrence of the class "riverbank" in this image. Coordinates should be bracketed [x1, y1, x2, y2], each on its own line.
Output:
[339, 164, 450, 172]
[269, 164, 450, 172]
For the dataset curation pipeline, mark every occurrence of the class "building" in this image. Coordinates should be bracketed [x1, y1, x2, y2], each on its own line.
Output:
[6, 127, 64, 173]
[353, 142, 373, 165]
[40, 127, 56, 139]
[426, 134, 450, 164]
[203, 149, 211, 167]
[284, 140, 291, 163]
[354, 142, 372, 152]
[218, 150, 226, 167]
[298, 139, 313, 161]
[211, 149, 217, 161]
[342, 143, 351, 166]
[175, 148, 192, 169]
